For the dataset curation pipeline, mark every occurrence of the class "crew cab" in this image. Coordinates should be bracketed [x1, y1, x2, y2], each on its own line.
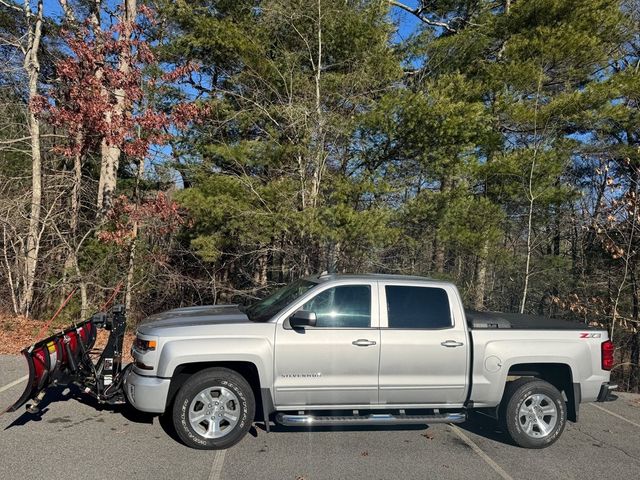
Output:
[124, 274, 616, 450]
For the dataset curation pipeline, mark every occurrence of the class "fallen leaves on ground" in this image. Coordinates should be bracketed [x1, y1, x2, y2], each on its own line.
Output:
[0, 315, 42, 354]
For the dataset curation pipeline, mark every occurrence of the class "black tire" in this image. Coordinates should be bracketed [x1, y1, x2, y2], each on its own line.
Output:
[172, 367, 255, 450]
[499, 378, 566, 449]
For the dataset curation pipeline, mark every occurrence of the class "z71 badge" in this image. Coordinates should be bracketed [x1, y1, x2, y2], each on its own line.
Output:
[579, 332, 602, 339]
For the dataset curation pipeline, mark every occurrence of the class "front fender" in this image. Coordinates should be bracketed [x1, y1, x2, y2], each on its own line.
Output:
[156, 337, 274, 389]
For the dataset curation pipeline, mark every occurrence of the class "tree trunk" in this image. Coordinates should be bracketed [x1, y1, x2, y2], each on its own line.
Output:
[630, 266, 639, 392]
[308, 0, 324, 210]
[19, 0, 44, 316]
[433, 239, 445, 274]
[2, 226, 19, 314]
[253, 252, 268, 287]
[124, 231, 138, 315]
[520, 193, 534, 314]
[69, 138, 88, 318]
[433, 176, 451, 274]
[278, 234, 286, 283]
[97, 0, 137, 216]
[327, 241, 341, 273]
[124, 157, 144, 315]
[473, 240, 489, 310]
[98, 141, 120, 215]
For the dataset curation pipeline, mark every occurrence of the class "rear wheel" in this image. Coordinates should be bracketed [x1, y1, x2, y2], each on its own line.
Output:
[172, 367, 255, 450]
[499, 378, 566, 449]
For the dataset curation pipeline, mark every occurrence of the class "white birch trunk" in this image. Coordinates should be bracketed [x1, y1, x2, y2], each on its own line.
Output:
[19, 0, 44, 316]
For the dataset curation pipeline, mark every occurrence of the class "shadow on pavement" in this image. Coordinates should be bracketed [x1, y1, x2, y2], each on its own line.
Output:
[258, 420, 427, 434]
[4, 384, 155, 430]
[158, 410, 182, 443]
[458, 412, 513, 446]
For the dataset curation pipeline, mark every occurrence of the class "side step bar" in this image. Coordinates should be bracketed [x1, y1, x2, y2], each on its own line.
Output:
[276, 412, 466, 427]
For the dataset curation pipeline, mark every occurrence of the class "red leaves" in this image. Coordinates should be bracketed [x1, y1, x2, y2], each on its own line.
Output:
[173, 102, 212, 129]
[161, 62, 199, 82]
[29, 94, 49, 114]
[41, 5, 207, 162]
[137, 4, 157, 25]
[97, 193, 186, 246]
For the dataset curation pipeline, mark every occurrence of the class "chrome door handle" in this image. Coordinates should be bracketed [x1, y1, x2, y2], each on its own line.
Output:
[441, 340, 464, 347]
[352, 339, 377, 347]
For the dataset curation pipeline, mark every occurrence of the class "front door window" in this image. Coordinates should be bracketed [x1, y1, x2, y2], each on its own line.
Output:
[302, 285, 371, 328]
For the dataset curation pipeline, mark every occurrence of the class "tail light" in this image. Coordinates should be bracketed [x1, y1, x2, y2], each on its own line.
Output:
[601, 340, 614, 371]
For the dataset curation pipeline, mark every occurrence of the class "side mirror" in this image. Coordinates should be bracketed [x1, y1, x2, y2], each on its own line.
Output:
[286, 310, 317, 329]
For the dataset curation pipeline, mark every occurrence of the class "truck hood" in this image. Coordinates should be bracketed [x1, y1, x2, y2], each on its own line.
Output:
[137, 305, 250, 334]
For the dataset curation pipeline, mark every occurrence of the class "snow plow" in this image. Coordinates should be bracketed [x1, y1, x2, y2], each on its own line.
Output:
[3, 305, 129, 415]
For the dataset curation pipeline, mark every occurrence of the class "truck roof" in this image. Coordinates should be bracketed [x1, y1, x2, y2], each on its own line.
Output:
[309, 273, 448, 284]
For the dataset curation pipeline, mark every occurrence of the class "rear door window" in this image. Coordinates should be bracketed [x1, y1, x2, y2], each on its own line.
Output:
[385, 286, 452, 329]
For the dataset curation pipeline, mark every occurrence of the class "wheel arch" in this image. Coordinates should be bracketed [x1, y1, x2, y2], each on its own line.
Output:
[165, 361, 274, 426]
[504, 362, 579, 422]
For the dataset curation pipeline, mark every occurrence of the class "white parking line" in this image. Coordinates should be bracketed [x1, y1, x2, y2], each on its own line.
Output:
[449, 424, 514, 480]
[208, 449, 226, 480]
[0, 375, 28, 394]
[590, 403, 640, 428]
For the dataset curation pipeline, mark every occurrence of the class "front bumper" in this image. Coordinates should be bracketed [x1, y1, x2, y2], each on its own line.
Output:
[596, 382, 618, 402]
[124, 369, 171, 413]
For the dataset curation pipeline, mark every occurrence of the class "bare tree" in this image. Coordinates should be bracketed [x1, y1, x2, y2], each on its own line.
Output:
[0, 0, 47, 316]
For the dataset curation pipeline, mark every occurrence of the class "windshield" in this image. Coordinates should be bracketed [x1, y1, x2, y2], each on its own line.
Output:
[244, 279, 317, 322]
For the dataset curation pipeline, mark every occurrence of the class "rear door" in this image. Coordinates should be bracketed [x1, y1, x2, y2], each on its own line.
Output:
[378, 282, 468, 406]
[273, 280, 380, 407]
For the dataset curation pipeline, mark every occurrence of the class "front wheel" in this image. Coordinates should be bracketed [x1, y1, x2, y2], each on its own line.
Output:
[499, 378, 566, 449]
[172, 367, 255, 449]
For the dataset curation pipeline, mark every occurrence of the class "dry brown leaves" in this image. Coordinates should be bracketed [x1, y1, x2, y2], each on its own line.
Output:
[0, 312, 134, 363]
[0, 314, 45, 355]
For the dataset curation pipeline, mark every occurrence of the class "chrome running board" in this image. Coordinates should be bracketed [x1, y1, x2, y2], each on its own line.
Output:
[276, 411, 466, 427]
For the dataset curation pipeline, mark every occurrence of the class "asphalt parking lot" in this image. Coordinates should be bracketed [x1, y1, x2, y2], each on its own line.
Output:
[1, 354, 639, 480]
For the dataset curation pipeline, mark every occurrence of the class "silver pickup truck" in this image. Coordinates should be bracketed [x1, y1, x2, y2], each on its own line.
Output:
[124, 274, 616, 450]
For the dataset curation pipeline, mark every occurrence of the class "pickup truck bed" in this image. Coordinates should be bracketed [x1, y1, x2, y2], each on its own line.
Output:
[466, 310, 597, 330]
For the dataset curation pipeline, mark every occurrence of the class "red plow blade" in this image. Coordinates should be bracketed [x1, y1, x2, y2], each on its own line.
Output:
[2, 305, 128, 415]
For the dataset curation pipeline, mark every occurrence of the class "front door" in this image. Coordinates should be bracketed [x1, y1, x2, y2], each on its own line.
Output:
[274, 281, 380, 407]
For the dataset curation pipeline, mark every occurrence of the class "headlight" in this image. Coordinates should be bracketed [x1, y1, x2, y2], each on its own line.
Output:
[134, 337, 157, 352]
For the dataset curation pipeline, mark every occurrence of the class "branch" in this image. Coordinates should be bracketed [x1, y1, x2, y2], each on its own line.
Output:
[58, 0, 76, 23]
[388, 1, 457, 33]
[0, 0, 21, 13]
[0, 134, 70, 145]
